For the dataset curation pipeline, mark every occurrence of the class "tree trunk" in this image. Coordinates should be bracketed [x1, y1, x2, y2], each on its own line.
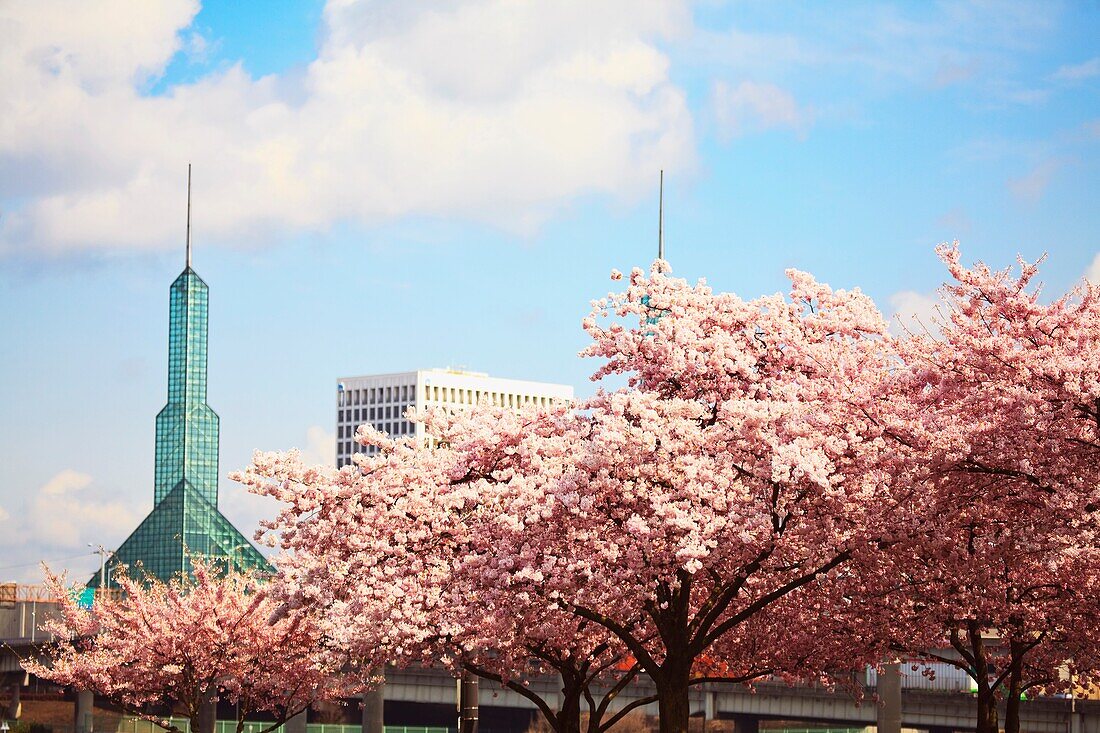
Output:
[1004, 646, 1025, 733]
[655, 661, 691, 733]
[558, 684, 582, 733]
[555, 667, 583, 733]
[1004, 684, 1022, 733]
[966, 624, 998, 733]
[974, 685, 999, 733]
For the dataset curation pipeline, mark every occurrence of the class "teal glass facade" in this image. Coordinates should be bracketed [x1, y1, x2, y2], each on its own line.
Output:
[155, 269, 219, 506]
[90, 264, 271, 588]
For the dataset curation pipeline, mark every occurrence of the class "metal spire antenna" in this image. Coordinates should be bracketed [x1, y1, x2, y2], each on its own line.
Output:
[655, 169, 664, 260]
[186, 164, 192, 269]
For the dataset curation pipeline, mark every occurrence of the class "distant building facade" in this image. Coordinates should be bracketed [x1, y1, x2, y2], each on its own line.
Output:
[335, 369, 574, 467]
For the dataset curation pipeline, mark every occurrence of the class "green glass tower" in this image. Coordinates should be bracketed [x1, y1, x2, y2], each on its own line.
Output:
[90, 171, 271, 588]
[154, 267, 219, 506]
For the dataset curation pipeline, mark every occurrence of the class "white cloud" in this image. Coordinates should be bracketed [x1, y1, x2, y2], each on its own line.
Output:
[889, 290, 943, 336]
[0, 470, 140, 584]
[1, 0, 199, 88]
[690, 1, 1058, 112]
[40, 469, 93, 496]
[1007, 159, 1062, 203]
[935, 206, 972, 236]
[711, 80, 813, 139]
[1052, 57, 1100, 82]
[1085, 253, 1100, 285]
[28, 491, 139, 553]
[300, 425, 336, 467]
[0, 0, 695, 256]
[933, 58, 980, 88]
[31, 471, 136, 548]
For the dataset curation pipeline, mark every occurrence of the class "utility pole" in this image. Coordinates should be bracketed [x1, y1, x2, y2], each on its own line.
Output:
[88, 544, 112, 589]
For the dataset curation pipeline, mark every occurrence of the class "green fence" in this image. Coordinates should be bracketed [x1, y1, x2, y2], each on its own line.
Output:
[770, 728, 868, 733]
[117, 718, 451, 733]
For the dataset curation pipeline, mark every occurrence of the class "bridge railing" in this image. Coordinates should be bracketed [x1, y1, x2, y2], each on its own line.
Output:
[865, 662, 974, 693]
[117, 718, 453, 733]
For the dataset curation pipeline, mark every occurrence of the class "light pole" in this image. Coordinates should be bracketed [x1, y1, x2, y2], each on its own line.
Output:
[88, 544, 113, 589]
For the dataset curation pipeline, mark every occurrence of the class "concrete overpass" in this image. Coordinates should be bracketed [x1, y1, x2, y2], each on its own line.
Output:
[3, 595, 1099, 733]
[382, 666, 1100, 733]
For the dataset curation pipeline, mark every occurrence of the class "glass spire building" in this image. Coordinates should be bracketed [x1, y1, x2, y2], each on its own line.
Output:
[90, 219, 271, 587]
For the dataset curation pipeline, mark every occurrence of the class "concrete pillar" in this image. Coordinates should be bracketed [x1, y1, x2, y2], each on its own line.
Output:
[73, 690, 94, 733]
[285, 711, 308, 733]
[459, 672, 479, 733]
[7, 682, 21, 720]
[362, 681, 384, 733]
[876, 662, 902, 733]
[730, 715, 759, 733]
[196, 692, 217, 733]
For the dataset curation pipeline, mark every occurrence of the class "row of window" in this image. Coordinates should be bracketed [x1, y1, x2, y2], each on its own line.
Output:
[338, 383, 415, 407]
[339, 442, 383, 456]
[337, 445, 382, 468]
[337, 382, 565, 410]
[424, 385, 557, 409]
[338, 404, 412, 424]
[337, 421, 415, 448]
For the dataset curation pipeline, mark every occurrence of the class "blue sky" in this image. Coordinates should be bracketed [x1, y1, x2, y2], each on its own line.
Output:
[1, 0, 1098, 582]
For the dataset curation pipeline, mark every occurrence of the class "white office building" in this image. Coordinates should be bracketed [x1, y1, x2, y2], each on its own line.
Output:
[335, 368, 575, 468]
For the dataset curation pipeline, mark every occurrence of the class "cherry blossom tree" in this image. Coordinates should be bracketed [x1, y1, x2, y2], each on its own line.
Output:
[878, 244, 1100, 733]
[24, 561, 374, 733]
[461, 263, 923, 733]
[237, 447, 668, 733]
[239, 261, 922, 733]
[878, 515, 1100, 733]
